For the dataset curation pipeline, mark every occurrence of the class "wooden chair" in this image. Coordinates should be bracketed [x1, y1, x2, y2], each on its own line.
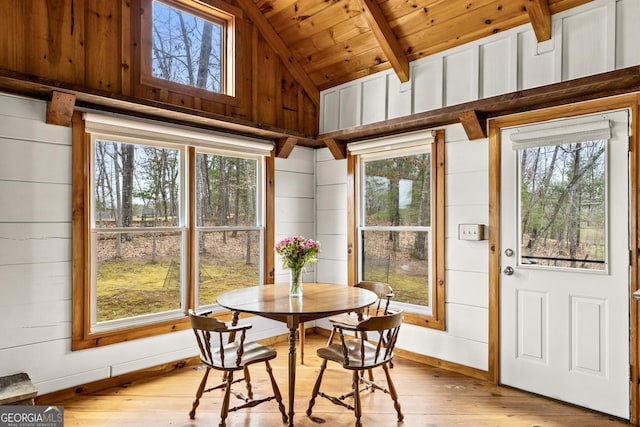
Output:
[306, 310, 404, 427]
[299, 281, 394, 365]
[188, 309, 287, 427]
[326, 281, 394, 344]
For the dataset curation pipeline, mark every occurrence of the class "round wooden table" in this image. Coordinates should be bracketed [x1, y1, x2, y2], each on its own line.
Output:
[217, 283, 377, 426]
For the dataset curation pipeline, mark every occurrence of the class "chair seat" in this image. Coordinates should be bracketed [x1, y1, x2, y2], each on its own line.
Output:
[328, 313, 362, 327]
[205, 341, 278, 370]
[317, 339, 391, 369]
[188, 310, 287, 426]
[325, 281, 394, 348]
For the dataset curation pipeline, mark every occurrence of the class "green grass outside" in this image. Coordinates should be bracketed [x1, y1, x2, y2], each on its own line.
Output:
[364, 265, 429, 306]
[96, 258, 257, 322]
[97, 258, 428, 323]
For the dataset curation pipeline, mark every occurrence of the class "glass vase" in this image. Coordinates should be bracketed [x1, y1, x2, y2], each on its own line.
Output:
[289, 267, 303, 297]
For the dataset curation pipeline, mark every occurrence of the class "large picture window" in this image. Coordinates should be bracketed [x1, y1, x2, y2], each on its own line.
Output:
[349, 130, 445, 329]
[73, 112, 272, 349]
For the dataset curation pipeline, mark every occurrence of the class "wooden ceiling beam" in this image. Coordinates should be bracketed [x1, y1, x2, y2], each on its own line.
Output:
[4, 64, 639, 152]
[0, 70, 324, 148]
[458, 110, 487, 140]
[324, 138, 347, 160]
[357, 0, 410, 83]
[46, 91, 76, 126]
[275, 137, 298, 158]
[235, 0, 320, 106]
[527, 0, 552, 42]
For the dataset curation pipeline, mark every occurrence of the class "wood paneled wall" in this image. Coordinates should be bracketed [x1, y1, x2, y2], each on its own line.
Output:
[0, 0, 317, 137]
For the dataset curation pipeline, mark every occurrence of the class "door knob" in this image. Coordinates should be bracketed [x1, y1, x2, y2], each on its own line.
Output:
[503, 266, 514, 276]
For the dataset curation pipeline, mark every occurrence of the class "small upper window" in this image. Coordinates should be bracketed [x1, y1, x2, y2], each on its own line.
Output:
[144, 0, 234, 95]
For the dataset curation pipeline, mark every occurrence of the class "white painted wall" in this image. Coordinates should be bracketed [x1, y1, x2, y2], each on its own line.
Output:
[315, 149, 348, 285]
[274, 147, 317, 284]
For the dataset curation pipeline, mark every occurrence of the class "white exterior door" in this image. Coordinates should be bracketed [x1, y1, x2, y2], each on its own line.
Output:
[500, 110, 630, 418]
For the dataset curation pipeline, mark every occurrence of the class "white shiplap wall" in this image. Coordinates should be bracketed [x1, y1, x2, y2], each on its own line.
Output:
[438, 124, 489, 368]
[274, 147, 317, 283]
[315, 149, 348, 285]
[0, 93, 312, 394]
[320, 0, 640, 133]
[312, 147, 348, 334]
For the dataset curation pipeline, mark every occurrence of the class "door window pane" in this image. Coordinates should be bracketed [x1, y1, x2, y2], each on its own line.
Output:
[518, 140, 606, 270]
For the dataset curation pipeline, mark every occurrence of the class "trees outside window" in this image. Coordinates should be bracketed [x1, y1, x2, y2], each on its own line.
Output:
[519, 140, 606, 270]
[195, 153, 262, 306]
[360, 153, 431, 307]
[93, 141, 184, 327]
[152, 0, 224, 93]
[349, 129, 446, 329]
[141, 0, 235, 96]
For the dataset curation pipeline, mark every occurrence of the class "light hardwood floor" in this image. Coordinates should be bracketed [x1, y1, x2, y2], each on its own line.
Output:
[56, 334, 630, 426]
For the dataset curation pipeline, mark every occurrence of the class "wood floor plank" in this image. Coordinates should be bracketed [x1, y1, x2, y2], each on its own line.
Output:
[58, 334, 631, 426]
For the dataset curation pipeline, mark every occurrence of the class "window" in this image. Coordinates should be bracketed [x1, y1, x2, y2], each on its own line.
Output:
[141, 0, 236, 96]
[195, 153, 263, 306]
[72, 112, 272, 348]
[348, 130, 445, 329]
[92, 139, 186, 332]
[512, 119, 611, 271]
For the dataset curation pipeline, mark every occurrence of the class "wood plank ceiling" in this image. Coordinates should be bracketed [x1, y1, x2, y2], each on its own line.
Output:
[243, 0, 592, 92]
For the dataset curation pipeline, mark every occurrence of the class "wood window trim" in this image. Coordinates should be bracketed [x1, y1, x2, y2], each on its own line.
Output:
[71, 111, 276, 350]
[137, 0, 239, 103]
[347, 129, 446, 330]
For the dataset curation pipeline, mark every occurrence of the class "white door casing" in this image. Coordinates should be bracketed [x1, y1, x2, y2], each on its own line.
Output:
[500, 110, 630, 418]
